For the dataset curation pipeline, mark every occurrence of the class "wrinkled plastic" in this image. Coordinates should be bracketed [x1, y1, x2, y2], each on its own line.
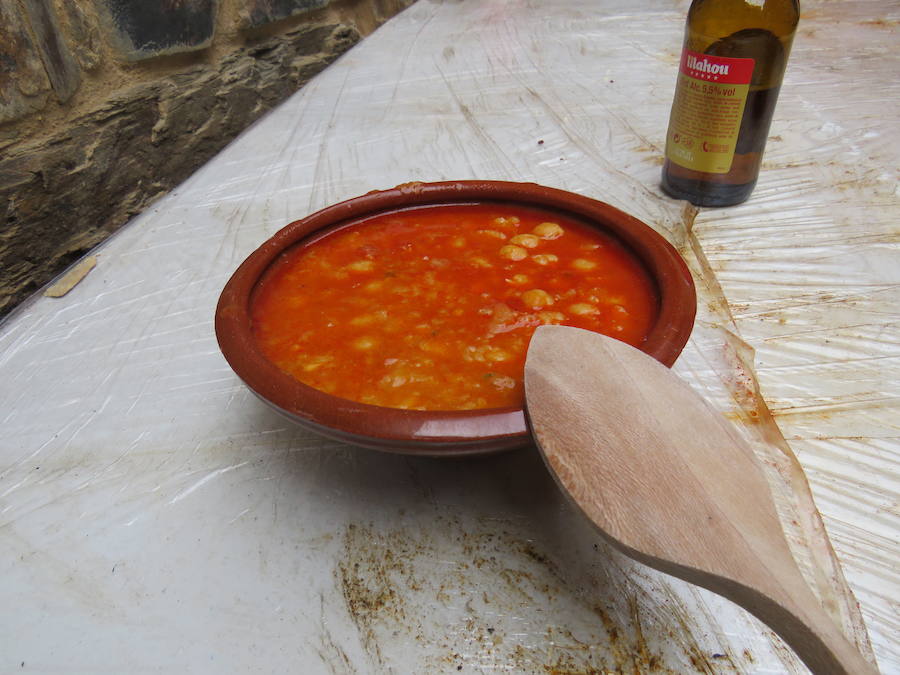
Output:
[1, 0, 895, 672]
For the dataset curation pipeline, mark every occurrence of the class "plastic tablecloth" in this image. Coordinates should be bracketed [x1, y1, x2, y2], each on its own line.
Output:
[2, 1, 897, 672]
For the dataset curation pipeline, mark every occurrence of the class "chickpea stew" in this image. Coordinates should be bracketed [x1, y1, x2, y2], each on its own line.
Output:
[250, 204, 659, 411]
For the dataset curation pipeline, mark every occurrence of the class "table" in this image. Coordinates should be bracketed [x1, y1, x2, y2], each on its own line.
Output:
[2, 1, 897, 672]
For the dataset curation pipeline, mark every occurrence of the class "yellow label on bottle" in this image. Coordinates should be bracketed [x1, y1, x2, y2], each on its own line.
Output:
[665, 50, 755, 174]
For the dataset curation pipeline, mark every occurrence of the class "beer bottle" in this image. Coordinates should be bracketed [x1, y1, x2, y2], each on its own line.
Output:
[661, 0, 799, 206]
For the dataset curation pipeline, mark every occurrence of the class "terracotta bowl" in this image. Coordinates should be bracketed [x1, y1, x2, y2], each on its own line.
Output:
[215, 181, 696, 456]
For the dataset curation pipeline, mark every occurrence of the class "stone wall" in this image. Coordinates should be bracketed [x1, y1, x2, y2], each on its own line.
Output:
[0, 0, 415, 319]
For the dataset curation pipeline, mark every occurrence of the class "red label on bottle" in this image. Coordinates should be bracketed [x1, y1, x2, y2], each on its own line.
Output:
[665, 49, 756, 173]
[679, 49, 754, 86]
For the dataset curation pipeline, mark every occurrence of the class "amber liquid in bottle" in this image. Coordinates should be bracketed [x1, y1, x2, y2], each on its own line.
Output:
[661, 0, 799, 206]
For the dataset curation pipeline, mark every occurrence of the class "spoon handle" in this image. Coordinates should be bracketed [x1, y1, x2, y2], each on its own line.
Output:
[619, 526, 877, 675]
[524, 326, 877, 674]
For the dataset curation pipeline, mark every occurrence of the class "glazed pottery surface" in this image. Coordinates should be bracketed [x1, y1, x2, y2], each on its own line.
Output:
[215, 181, 697, 456]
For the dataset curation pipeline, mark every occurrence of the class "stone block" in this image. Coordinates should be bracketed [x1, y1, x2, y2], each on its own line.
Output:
[0, 21, 360, 318]
[0, 3, 52, 123]
[56, 0, 103, 71]
[238, 0, 329, 29]
[95, 0, 218, 61]
[20, 0, 81, 101]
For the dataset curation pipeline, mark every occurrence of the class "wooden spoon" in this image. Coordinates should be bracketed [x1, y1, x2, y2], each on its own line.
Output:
[524, 325, 877, 675]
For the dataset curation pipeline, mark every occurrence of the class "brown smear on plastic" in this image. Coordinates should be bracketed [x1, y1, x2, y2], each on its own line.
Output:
[336, 520, 756, 673]
[673, 204, 876, 664]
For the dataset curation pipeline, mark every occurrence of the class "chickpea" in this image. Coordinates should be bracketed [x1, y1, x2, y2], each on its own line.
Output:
[510, 234, 540, 248]
[363, 280, 384, 293]
[522, 288, 554, 308]
[499, 245, 528, 261]
[477, 229, 507, 240]
[463, 345, 480, 363]
[469, 256, 493, 268]
[533, 222, 564, 239]
[571, 258, 597, 271]
[420, 340, 448, 356]
[485, 346, 511, 362]
[463, 344, 510, 363]
[352, 336, 376, 350]
[490, 375, 516, 391]
[538, 311, 566, 324]
[507, 273, 530, 285]
[569, 303, 599, 316]
[460, 397, 488, 410]
[302, 355, 333, 372]
[380, 374, 408, 388]
[346, 260, 374, 272]
[532, 254, 559, 266]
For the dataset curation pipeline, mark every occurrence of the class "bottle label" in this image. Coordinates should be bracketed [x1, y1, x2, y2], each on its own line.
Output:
[665, 49, 755, 174]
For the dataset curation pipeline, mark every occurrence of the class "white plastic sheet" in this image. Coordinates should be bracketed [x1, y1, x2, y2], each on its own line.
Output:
[1, 0, 896, 672]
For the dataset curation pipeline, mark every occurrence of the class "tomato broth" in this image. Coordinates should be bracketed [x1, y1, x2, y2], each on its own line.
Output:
[251, 204, 659, 411]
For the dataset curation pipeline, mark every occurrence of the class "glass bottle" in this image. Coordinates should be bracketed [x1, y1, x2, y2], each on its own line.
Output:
[661, 0, 800, 206]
